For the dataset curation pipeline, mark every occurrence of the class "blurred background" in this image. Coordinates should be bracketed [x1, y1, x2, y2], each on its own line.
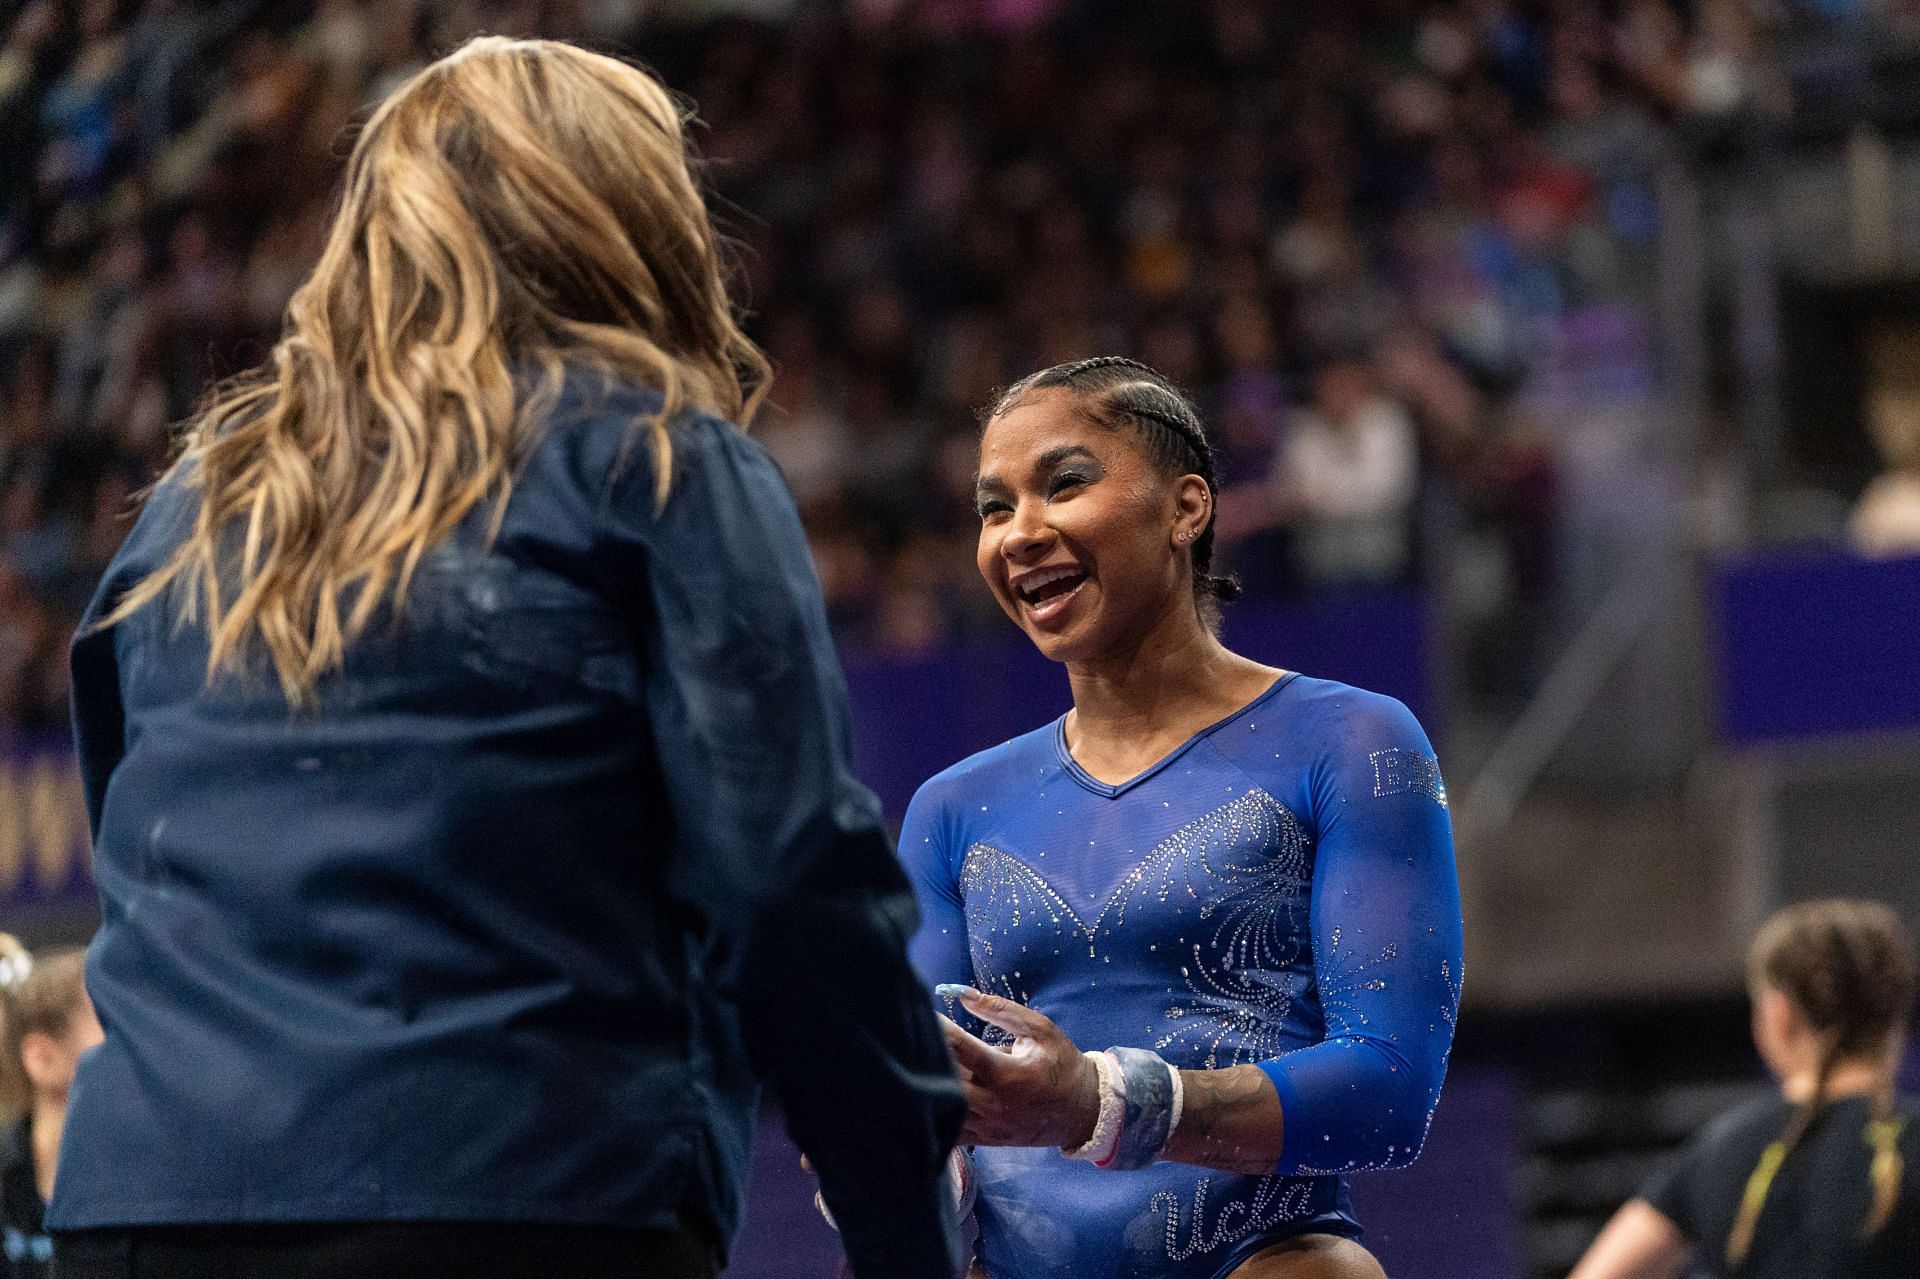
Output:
[3, 0, 1919, 1275]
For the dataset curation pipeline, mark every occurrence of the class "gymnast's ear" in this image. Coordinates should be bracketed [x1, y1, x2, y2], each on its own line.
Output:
[1169, 473, 1210, 548]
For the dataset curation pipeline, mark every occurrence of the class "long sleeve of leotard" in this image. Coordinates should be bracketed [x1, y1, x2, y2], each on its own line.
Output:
[1255, 693, 1463, 1175]
[900, 783, 974, 994]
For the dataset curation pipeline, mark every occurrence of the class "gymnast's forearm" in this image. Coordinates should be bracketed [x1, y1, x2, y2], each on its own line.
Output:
[1157, 1065, 1288, 1175]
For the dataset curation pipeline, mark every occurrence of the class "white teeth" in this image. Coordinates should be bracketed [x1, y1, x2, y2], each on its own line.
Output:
[1016, 565, 1083, 600]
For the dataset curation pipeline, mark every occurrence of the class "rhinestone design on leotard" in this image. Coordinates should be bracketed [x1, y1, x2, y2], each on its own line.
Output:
[1147, 792, 1311, 1068]
[1368, 747, 1447, 808]
[959, 790, 1313, 1061]
[1150, 1175, 1319, 1262]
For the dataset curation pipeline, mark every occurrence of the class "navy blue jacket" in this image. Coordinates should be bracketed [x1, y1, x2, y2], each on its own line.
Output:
[55, 375, 965, 1278]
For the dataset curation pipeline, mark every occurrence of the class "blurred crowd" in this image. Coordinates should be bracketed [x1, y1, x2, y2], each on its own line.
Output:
[0, 0, 1795, 732]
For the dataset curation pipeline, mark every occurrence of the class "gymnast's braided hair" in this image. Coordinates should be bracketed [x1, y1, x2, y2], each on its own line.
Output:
[1727, 899, 1917, 1268]
[986, 357, 1241, 630]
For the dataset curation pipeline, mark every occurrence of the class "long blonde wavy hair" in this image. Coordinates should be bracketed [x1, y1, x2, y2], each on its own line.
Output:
[106, 36, 769, 702]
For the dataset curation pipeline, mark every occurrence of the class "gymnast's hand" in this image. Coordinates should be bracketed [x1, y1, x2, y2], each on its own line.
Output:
[937, 986, 1101, 1149]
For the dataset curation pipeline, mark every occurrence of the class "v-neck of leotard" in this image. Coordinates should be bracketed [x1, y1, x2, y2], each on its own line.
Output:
[1053, 670, 1299, 798]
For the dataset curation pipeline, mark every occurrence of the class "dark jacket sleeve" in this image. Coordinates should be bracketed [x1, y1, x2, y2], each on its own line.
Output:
[69, 564, 130, 839]
[599, 412, 965, 1279]
[68, 464, 194, 837]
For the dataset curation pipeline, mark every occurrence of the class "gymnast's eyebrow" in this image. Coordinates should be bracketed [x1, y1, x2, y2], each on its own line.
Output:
[975, 444, 1101, 497]
[1032, 444, 1099, 475]
[974, 472, 1011, 499]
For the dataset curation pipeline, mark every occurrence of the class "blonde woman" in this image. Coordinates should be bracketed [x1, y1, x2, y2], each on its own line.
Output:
[1570, 899, 1919, 1279]
[52, 38, 962, 1279]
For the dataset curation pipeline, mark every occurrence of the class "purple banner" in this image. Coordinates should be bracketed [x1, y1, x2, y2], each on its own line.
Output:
[1713, 550, 1920, 744]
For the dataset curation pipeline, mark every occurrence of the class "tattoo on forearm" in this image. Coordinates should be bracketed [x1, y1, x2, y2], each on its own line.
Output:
[1160, 1065, 1286, 1175]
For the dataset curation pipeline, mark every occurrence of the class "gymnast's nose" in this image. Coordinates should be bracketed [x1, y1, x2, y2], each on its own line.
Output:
[1000, 499, 1056, 563]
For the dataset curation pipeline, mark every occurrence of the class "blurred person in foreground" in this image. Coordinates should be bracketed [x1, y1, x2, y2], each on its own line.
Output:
[1, 942, 102, 1279]
[1570, 898, 1919, 1279]
[52, 37, 962, 1279]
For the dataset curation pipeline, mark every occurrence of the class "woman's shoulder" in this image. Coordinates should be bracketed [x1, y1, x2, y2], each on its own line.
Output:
[90, 459, 203, 606]
[518, 371, 795, 560]
[1691, 1091, 1920, 1153]
[1237, 673, 1434, 769]
[1201, 673, 1443, 815]
[1700, 1090, 1795, 1146]
[1276, 673, 1422, 726]
[1641, 1090, 1787, 1196]
[1865, 1093, 1920, 1144]
[906, 720, 1059, 821]
[538, 370, 758, 470]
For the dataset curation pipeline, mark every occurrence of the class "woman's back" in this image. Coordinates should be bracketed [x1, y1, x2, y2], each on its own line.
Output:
[1642, 1090, 1920, 1278]
[56, 378, 926, 1248]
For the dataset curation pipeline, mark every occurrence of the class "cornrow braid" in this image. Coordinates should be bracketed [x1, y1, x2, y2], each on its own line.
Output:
[1047, 357, 1218, 465]
[987, 356, 1242, 631]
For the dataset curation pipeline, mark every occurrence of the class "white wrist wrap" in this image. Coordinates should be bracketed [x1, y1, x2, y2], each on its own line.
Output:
[1167, 1059, 1185, 1140]
[1059, 1049, 1123, 1163]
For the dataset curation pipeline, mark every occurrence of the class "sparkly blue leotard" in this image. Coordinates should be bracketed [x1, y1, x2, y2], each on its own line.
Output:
[902, 673, 1463, 1279]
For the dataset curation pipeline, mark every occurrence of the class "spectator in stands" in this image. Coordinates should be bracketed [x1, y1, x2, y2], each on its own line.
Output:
[1272, 354, 1421, 588]
[1, 944, 101, 1279]
[1850, 342, 1920, 557]
[0, 554, 67, 735]
[0, 0, 1724, 710]
[1569, 898, 1919, 1279]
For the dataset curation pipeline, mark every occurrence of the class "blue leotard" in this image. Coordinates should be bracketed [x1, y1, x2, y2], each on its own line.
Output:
[902, 673, 1463, 1279]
